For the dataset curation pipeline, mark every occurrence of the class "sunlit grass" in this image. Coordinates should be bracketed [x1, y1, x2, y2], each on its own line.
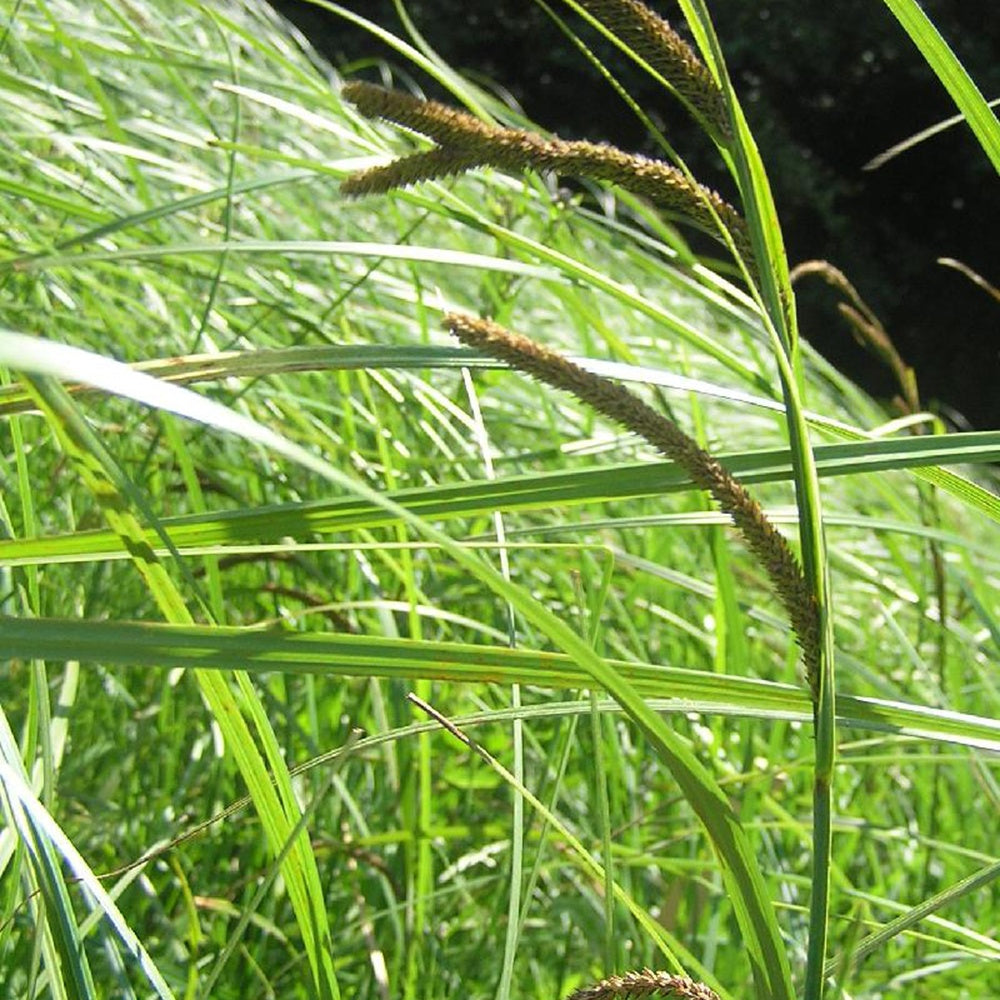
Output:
[0, 1, 997, 998]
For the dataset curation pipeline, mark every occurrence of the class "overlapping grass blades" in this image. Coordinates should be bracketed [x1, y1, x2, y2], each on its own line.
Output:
[1, 1, 997, 996]
[15, 371, 341, 999]
[0, 327, 790, 997]
[3, 615, 1000, 752]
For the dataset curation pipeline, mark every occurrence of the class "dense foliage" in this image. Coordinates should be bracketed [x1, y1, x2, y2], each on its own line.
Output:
[0, 2, 997, 998]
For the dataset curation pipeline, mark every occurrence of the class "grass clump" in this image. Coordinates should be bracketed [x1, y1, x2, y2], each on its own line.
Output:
[0, 1, 998, 999]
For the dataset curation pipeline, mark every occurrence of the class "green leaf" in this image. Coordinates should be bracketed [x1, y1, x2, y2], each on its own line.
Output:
[881, 0, 1000, 173]
[0, 330, 788, 1000]
[13, 365, 340, 1000]
[2, 428, 996, 568]
[3, 616, 997, 752]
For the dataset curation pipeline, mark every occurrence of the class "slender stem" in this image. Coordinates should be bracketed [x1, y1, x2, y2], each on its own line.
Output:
[675, 6, 836, 997]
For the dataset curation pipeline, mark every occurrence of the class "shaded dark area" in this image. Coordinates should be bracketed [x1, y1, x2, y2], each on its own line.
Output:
[269, 0, 999, 427]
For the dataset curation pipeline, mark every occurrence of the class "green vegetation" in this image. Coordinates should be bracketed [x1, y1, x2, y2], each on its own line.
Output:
[0, 1, 997, 998]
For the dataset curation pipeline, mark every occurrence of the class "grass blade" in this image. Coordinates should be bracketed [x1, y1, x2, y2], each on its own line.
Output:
[880, 0, 1000, 172]
[4, 616, 998, 751]
[0, 710, 171, 1000]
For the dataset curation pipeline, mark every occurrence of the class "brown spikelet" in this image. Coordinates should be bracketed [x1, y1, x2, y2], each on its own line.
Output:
[575, 0, 729, 141]
[341, 147, 484, 196]
[791, 259, 920, 416]
[342, 81, 497, 147]
[446, 312, 821, 693]
[341, 82, 749, 260]
[565, 968, 722, 1000]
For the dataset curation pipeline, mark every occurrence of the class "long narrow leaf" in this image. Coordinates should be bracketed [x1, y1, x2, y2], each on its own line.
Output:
[4, 615, 997, 752]
[0, 754, 174, 1000]
[881, 0, 1000, 173]
[2, 429, 996, 568]
[16, 370, 340, 1000]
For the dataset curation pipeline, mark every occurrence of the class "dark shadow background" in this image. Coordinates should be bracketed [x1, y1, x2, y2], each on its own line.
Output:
[269, 0, 999, 427]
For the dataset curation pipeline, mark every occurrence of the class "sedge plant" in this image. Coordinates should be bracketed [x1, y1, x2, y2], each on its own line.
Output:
[0, 1, 998, 998]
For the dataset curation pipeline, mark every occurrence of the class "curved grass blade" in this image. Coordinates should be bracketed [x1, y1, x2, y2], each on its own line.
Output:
[864, 98, 1000, 172]
[0, 747, 98, 1000]
[5, 238, 564, 281]
[0, 729, 174, 1000]
[13, 371, 340, 999]
[1, 430, 997, 568]
[406, 693, 732, 1000]
[880, 0, 1000, 173]
[4, 615, 998, 752]
[824, 858, 1000, 982]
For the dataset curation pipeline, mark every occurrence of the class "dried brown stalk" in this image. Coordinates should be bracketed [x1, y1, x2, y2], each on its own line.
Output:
[791, 259, 919, 415]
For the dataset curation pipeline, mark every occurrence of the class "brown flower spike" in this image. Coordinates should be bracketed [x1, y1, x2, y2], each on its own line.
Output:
[341, 81, 750, 262]
[565, 969, 721, 1000]
[574, 0, 729, 141]
[446, 312, 821, 692]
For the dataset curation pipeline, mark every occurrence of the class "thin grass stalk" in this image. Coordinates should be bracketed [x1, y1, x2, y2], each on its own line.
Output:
[358, 369, 435, 999]
[822, 857, 1000, 980]
[577, 563, 618, 971]
[590, 690, 617, 971]
[672, 4, 835, 997]
[462, 368, 526, 1000]
[199, 733, 360, 996]
[407, 693, 726, 999]
[0, 361, 54, 983]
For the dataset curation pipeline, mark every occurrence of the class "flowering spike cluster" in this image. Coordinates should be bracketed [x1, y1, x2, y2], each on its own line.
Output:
[564, 969, 722, 1000]
[446, 312, 821, 693]
[341, 81, 749, 261]
[575, 0, 729, 141]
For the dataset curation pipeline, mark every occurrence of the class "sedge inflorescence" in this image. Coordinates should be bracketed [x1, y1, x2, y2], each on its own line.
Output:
[564, 968, 722, 1000]
[444, 312, 821, 694]
[340, 78, 749, 263]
